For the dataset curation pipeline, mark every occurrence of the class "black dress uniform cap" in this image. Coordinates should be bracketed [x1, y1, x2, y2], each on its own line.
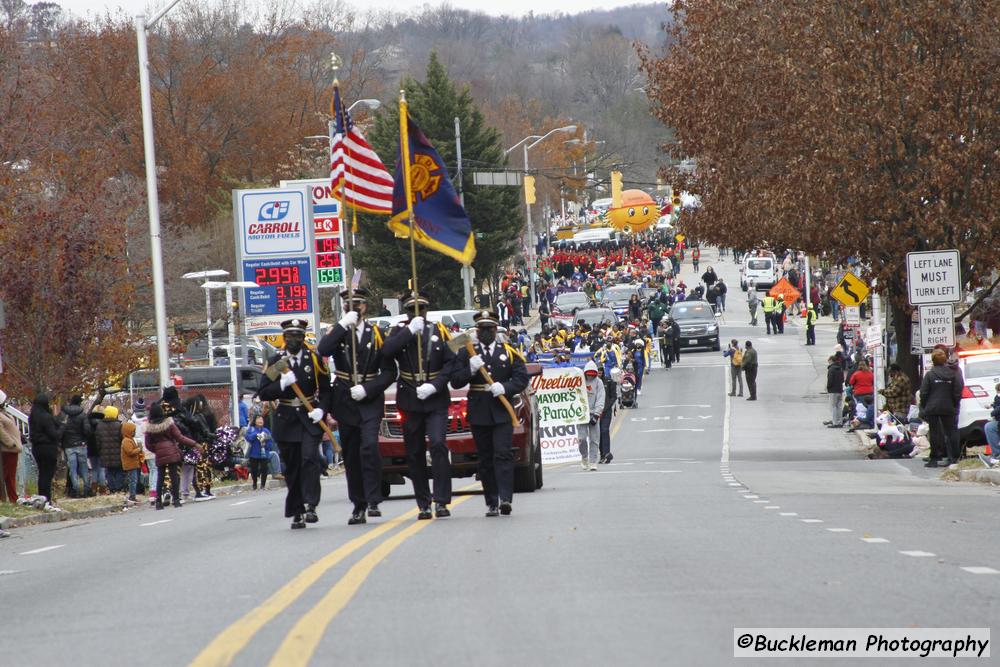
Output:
[281, 318, 307, 333]
[339, 287, 369, 303]
[473, 309, 499, 327]
[400, 289, 431, 311]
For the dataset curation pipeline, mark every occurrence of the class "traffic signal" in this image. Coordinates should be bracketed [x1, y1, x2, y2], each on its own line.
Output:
[524, 175, 536, 204]
[611, 171, 623, 208]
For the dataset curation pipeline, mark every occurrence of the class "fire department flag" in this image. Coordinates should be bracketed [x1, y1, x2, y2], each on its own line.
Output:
[388, 100, 476, 266]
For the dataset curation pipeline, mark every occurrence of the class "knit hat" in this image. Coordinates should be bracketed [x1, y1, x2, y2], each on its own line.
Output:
[133, 397, 147, 414]
[103, 406, 120, 420]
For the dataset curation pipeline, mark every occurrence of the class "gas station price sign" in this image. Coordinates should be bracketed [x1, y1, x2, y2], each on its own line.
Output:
[233, 185, 318, 335]
[315, 237, 343, 285]
[242, 256, 314, 315]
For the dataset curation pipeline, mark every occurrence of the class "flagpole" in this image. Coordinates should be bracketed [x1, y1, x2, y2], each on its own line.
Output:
[399, 90, 423, 380]
[331, 75, 359, 385]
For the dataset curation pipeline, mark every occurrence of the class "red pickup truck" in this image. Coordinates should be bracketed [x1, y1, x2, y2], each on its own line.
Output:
[378, 364, 544, 497]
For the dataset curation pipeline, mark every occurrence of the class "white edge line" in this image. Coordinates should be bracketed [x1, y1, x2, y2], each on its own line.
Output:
[140, 519, 174, 527]
[19, 545, 65, 555]
[721, 365, 731, 463]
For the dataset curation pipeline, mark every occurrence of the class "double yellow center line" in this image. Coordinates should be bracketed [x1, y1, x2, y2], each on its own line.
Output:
[190, 492, 475, 667]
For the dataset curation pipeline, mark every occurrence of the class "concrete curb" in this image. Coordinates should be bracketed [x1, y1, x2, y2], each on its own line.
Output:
[0, 469, 352, 531]
[957, 468, 1000, 485]
[1, 504, 128, 530]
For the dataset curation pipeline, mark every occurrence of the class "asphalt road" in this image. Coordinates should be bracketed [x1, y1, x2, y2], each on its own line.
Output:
[4, 251, 998, 666]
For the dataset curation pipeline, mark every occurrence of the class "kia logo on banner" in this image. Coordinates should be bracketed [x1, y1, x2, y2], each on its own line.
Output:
[258, 201, 290, 221]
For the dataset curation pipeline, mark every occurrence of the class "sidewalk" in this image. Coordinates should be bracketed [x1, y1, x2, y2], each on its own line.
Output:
[0, 470, 345, 531]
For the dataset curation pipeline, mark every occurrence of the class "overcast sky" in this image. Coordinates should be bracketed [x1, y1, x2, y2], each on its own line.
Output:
[55, 0, 657, 20]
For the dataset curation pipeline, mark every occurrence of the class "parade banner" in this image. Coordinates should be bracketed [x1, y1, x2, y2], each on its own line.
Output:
[539, 424, 581, 464]
[531, 366, 590, 427]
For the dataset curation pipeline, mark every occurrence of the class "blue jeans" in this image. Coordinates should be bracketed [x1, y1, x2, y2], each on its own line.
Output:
[65, 446, 90, 495]
[322, 440, 334, 467]
[125, 468, 138, 498]
[146, 460, 158, 498]
[986, 421, 1000, 454]
[268, 450, 281, 476]
[88, 456, 106, 488]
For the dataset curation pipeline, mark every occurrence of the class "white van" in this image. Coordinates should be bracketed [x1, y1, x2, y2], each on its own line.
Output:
[741, 254, 779, 290]
[572, 227, 619, 246]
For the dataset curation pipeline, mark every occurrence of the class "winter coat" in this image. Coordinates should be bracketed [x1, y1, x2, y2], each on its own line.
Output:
[741, 347, 758, 370]
[848, 369, 874, 397]
[28, 396, 62, 456]
[880, 374, 913, 416]
[120, 422, 144, 471]
[95, 418, 124, 469]
[919, 364, 964, 417]
[59, 404, 91, 449]
[584, 377, 606, 423]
[244, 426, 274, 460]
[86, 409, 104, 457]
[601, 375, 617, 411]
[143, 417, 197, 467]
[991, 394, 1000, 422]
[826, 360, 845, 393]
[0, 411, 22, 453]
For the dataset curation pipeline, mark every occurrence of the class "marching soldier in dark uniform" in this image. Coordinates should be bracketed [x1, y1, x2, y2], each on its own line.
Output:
[452, 310, 529, 517]
[317, 288, 396, 525]
[257, 319, 331, 529]
[382, 290, 456, 520]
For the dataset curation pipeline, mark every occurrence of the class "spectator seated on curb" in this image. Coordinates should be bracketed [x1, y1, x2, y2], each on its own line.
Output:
[867, 411, 915, 459]
[977, 383, 1000, 468]
[846, 398, 874, 433]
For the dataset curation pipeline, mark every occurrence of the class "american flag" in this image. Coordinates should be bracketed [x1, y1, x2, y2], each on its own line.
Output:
[330, 86, 394, 214]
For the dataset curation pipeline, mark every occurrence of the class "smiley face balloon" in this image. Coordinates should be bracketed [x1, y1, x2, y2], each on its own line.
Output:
[607, 189, 658, 233]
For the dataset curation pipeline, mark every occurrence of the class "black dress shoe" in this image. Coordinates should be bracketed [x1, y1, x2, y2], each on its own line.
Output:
[924, 460, 940, 468]
[434, 503, 450, 518]
[485, 505, 499, 517]
[823, 421, 833, 426]
[303, 505, 318, 523]
[605, 453, 613, 464]
[348, 511, 367, 525]
[499, 501, 512, 516]
[291, 516, 306, 529]
[367, 504, 382, 517]
[417, 508, 432, 520]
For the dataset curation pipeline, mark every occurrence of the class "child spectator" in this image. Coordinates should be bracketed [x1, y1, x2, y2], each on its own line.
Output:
[144, 403, 198, 510]
[244, 415, 274, 490]
[120, 422, 144, 504]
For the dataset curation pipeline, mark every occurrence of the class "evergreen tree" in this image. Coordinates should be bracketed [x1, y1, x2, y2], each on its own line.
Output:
[353, 52, 524, 309]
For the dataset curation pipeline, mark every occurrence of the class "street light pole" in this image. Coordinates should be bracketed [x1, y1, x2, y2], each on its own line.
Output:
[203, 280, 257, 426]
[518, 125, 577, 310]
[136, 0, 186, 389]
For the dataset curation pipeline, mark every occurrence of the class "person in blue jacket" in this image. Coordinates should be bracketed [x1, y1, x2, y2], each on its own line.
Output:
[244, 415, 274, 490]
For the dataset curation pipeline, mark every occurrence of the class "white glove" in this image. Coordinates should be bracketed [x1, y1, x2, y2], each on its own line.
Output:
[279, 370, 296, 390]
[408, 316, 425, 335]
[416, 383, 437, 400]
[308, 408, 324, 423]
[350, 385, 367, 401]
[469, 355, 485, 374]
[489, 382, 505, 397]
[339, 310, 359, 329]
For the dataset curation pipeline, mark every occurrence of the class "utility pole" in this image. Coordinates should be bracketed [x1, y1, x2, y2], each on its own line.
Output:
[455, 116, 473, 308]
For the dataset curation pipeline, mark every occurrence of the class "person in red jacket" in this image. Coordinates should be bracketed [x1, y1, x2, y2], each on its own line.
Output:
[848, 361, 875, 405]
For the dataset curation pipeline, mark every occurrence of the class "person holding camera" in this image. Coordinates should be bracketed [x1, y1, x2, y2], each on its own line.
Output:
[578, 361, 606, 471]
